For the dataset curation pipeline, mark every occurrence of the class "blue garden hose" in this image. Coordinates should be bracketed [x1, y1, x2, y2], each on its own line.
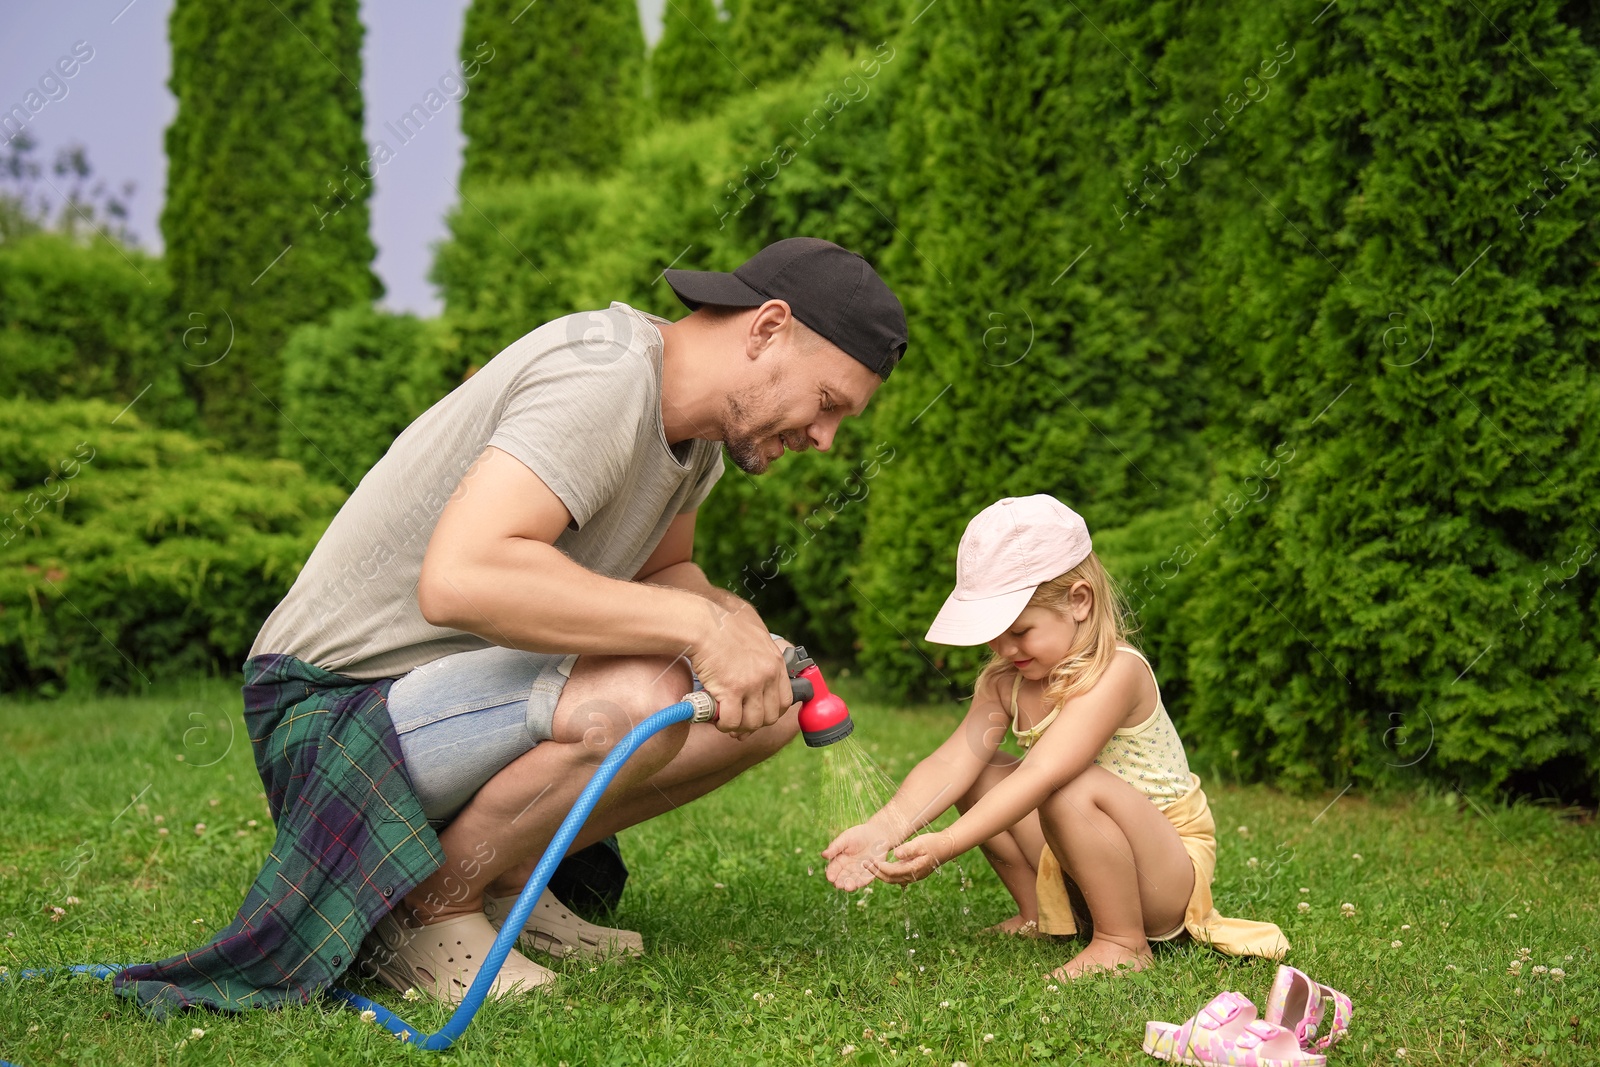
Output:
[1, 694, 711, 1058]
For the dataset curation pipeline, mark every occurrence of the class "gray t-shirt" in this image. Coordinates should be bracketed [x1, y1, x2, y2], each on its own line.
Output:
[249, 301, 725, 681]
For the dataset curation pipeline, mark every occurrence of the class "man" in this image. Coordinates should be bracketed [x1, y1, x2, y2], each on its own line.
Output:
[112, 238, 907, 1014]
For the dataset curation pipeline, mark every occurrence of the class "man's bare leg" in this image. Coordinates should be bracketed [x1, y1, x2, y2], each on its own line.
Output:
[401, 651, 797, 925]
[486, 710, 799, 898]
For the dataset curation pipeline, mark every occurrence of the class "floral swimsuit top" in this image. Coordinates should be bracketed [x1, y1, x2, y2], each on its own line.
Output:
[1009, 645, 1192, 809]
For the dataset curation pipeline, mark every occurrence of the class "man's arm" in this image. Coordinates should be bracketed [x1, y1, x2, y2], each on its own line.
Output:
[634, 511, 760, 624]
[417, 446, 790, 733]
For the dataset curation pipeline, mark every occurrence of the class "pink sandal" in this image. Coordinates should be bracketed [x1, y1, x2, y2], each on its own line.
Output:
[1263, 965, 1353, 1052]
[1144, 991, 1327, 1066]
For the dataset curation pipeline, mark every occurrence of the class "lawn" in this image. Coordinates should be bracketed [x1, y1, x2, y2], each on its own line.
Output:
[1, 675, 1595, 1066]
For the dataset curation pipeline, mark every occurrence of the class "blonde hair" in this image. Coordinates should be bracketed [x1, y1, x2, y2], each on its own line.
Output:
[974, 551, 1137, 713]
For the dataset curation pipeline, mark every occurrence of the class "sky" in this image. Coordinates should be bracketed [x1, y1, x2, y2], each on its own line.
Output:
[1, 0, 668, 316]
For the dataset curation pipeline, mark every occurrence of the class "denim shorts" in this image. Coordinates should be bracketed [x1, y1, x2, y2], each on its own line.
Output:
[387, 635, 784, 827]
[387, 644, 580, 827]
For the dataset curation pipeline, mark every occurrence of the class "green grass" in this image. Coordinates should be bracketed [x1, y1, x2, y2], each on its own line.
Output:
[1, 676, 1596, 1066]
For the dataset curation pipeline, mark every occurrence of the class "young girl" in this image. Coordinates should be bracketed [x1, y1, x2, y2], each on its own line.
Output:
[824, 495, 1286, 978]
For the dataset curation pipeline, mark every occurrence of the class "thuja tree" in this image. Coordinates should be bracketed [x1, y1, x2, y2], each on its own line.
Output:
[651, 0, 738, 121]
[162, 0, 378, 452]
[851, 0, 1216, 698]
[724, 0, 896, 85]
[1173, 0, 1600, 795]
[459, 0, 645, 184]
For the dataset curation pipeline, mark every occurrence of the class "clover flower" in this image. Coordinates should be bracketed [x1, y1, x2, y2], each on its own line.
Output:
[1297, 902, 1310, 913]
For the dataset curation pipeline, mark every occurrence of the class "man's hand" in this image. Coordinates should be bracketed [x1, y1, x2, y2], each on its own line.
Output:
[822, 822, 893, 891]
[687, 599, 792, 736]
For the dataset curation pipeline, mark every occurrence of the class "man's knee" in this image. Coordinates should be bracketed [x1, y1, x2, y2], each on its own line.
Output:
[552, 654, 694, 754]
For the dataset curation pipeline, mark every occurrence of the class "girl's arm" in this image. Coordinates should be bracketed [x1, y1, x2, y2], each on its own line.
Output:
[822, 674, 1009, 890]
[871, 654, 1145, 885]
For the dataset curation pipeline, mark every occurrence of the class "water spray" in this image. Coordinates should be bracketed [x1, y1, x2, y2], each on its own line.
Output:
[3, 647, 853, 1055]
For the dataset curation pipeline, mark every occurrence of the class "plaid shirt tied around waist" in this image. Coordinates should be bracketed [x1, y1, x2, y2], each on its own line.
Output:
[112, 654, 445, 1017]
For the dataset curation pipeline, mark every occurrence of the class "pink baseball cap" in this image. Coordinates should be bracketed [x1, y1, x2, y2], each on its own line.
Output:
[924, 495, 1093, 645]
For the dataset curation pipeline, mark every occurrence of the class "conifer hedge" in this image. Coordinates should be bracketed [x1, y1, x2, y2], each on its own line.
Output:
[724, 0, 897, 85]
[1166, 1, 1600, 795]
[162, 0, 379, 453]
[436, 3, 1600, 796]
[650, 0, 737, 122]
[458, 0, 645, 184]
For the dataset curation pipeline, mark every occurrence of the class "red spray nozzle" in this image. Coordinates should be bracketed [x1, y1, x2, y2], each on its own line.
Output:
[785, 647, 853, 748]
[684, 645, 853, 747]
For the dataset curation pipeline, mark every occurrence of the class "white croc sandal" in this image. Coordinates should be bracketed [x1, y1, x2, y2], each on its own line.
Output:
[359, 910, 556, 1003]
[484, 889, 644, 961]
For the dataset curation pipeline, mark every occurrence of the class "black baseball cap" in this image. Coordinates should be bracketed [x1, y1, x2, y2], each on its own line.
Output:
[664, 238, 909, 378]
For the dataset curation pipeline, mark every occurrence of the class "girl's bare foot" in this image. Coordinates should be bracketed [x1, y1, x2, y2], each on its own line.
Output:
[982, 914, 1042, 937]
[1048, 936, 1152, 980]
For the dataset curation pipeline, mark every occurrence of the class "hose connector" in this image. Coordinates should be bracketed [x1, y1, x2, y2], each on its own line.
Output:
[685, 690, 717, 723]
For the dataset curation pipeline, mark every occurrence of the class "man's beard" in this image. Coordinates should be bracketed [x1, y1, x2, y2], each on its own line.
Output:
[722, 381, 788, 475]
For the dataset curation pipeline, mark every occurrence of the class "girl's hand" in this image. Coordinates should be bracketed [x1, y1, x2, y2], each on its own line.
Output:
[869, 830, 953, 886]
[823, 823, 893, 891]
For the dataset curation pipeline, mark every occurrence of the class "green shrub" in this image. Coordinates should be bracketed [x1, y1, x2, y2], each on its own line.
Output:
[278, 304, 458, 485]
[0, 398, 346, 693]
[0, 233, 193, 428]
